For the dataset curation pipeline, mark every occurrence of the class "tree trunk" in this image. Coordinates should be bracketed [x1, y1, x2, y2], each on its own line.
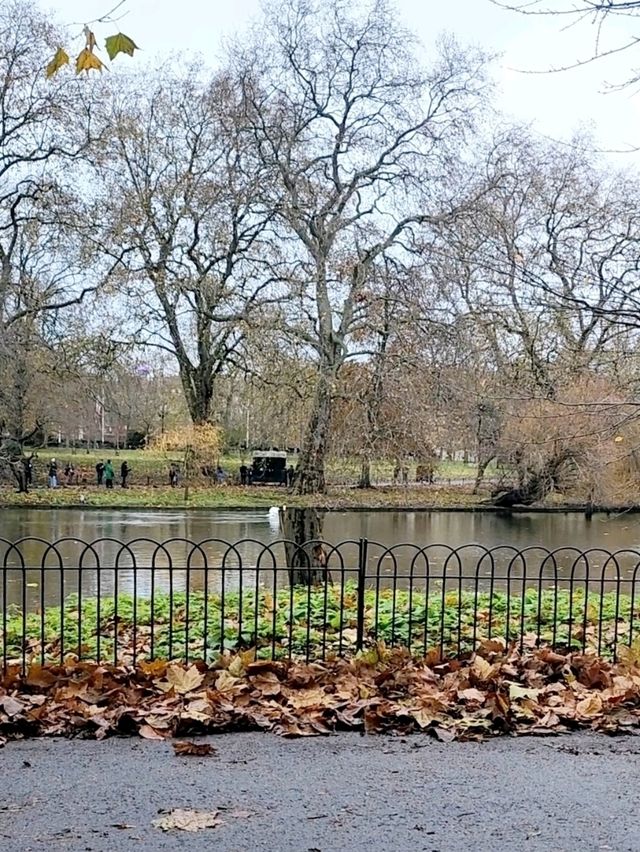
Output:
[10, 463, 27, 493]
[178, 360, 215, 427]
[358, 458, 371, 489]
[473, 454, 494, 494]
[279, 507, 326, 585]
[491, 450, 576, 507]
[295, 371, 333, 495]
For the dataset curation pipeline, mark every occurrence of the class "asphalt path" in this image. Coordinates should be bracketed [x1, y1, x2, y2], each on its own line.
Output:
[0, 731, 638, 851]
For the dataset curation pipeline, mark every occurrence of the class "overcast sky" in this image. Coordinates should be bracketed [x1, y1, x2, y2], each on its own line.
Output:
[51, 0, 640, 156]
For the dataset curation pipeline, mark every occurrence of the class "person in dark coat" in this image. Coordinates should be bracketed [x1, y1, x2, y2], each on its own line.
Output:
[48, 458, 58, 489]
[96, 460, 105, 486]
[239, 464, 248, 485]
[120, 460, 131, 488]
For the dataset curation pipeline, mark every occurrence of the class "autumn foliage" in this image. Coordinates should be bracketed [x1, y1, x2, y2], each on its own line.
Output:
[46, 23, 138, 78]
[3, 642, 640, 747]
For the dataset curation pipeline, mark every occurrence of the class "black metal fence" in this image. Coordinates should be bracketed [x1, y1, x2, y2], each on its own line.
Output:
[2, 536, 640, 671]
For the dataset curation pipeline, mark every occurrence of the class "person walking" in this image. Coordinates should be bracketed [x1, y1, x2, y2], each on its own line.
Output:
[104, 459, 115, 489]
[120, 460, 131, 488]
[239, 463, 248, 486]
[48, 458, 58, 489]
[96, 460, 105, 486]
[23, 457, 33, 488]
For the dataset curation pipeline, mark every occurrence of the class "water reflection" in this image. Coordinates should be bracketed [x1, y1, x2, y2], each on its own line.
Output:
[2, 508, 640, 610]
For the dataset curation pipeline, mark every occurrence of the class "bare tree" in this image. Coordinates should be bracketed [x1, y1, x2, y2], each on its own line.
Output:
[0, 0, 114, 456]
[94, 70, 281, 425]
[491, 0, 640, 86]
[436, 132, 640, 497]
[239, 0, 490, 493]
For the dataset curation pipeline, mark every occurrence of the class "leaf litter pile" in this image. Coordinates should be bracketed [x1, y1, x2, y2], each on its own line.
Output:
[3, 640, 640, 747]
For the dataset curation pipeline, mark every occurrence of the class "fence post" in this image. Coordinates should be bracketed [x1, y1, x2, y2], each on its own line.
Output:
[356, 538, 368, 652]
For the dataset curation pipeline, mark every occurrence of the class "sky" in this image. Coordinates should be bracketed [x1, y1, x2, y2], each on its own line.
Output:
[49, 0, 640, 157]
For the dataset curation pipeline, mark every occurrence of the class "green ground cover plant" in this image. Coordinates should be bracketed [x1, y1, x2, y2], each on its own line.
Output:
[3, 583, 635, 665]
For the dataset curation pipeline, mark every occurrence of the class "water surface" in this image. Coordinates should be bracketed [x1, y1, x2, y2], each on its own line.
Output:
[2, 507, 640, 609]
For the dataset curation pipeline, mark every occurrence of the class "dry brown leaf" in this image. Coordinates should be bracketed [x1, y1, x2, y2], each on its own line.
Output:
[167, 665, 204, 695]
[433, 726, 456, 742]
[152, 808, 222, 832]
[576, 694, 603, 719]
[287, 687, 329, 709]
[411, 708, 436, 729]
[251, 672, 282, 697]
[470, 655, 494, 683]
[173, 741, 216, 757]
[508, 684, 541, 702]
[25, 667, 57, 688]
[459, 688, 486, 704]
[215, 670, 242, 693]
[0, 650, 638, 748]
[228, 656, 246, 677]
[182, 698, 213, 723]
[0, 696, 25, 717]
[138, 724, 166, 740]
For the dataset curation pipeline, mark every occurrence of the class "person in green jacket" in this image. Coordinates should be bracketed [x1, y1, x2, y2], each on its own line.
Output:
[104, 459, 115, 489]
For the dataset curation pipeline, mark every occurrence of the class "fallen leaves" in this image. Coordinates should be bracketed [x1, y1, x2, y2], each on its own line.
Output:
[153, 808, 222, 832]
[138, 725, 166, 740]
[576, 694, 603, 719]
[173, 741, 216, 757]
[3, 644, 640, 745]
[155, 664, 204, 696]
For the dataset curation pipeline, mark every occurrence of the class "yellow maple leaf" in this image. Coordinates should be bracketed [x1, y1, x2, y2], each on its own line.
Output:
[228, 655, 246, 677]
[46, 47, 69, 79]
[76, 48, 106, 74]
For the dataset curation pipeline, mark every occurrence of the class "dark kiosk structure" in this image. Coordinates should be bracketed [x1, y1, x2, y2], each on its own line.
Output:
[250, 450, 287, 485]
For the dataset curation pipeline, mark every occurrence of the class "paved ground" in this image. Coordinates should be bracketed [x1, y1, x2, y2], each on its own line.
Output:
[0, 732, 639, 851]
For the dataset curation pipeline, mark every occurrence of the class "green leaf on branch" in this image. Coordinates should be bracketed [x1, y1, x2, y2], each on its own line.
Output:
[105, 32, 139, 61]
[45, 47, 70, 79]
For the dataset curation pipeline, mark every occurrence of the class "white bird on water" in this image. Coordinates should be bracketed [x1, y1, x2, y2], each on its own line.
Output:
[268, 506, 280, 532]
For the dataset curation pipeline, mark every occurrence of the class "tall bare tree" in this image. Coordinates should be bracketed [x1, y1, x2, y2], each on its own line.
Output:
[239, 0, 490, 493]
[0, 0, 111, 471]
[436, 132, 640, 495]
[94, 70, 281, 425]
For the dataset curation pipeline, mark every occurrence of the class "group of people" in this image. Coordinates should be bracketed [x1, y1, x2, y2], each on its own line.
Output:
[35, 456, 299, 490]
[96, 460, 131, 488]
[43, 458, 131, 489]
[46, 459, 82, 488]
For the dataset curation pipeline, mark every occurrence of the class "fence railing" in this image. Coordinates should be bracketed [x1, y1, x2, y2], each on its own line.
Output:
[2, 536, 640, 670]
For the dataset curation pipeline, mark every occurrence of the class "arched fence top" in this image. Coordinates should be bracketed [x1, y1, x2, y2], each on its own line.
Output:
[3, 535, 640, 670]
[1, 536, 640, 576]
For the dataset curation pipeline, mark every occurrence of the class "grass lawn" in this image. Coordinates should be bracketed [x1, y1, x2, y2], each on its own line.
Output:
[2, 583, 633, 664]
[18, 447, 487, 486]
[0, 483, 484, 510]
[0, 447, 498, 509]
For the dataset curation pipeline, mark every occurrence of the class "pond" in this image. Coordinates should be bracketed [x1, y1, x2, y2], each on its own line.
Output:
[2, 507, 640, 610]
